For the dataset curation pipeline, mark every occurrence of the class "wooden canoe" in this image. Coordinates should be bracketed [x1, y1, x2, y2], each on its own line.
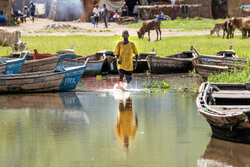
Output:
[196, 82, 250, 143]
[147, 50, 196, 74]
[64, 50, 106, 77]
[133, 52, 156, 73]
[1, 49, 76, 73]
[0, 59, 90, 93]
[0, 51, 28, 75]
[192, 57, 231, 79]
[195, 49, 247, 67]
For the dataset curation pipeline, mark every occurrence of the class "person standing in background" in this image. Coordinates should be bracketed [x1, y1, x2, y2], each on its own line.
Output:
[121, 2, 128, 17]
[93, 4, 100, 28]
[30, 1, 36, 23]
[133, 1, 140, 19]
[22, 6, 29, 23]
[102, 4, 109, 28]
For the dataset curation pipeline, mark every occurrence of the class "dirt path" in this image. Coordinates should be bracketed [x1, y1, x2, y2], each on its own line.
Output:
[2, 18, 210, 38]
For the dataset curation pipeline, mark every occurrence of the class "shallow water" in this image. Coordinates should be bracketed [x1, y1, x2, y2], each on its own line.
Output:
[0, 75, 249, 167]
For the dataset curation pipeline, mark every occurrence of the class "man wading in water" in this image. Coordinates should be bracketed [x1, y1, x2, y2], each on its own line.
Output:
[114, 30, 138, 90]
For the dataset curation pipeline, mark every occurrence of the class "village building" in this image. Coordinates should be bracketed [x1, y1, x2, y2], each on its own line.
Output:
[1, 0, 250, 22]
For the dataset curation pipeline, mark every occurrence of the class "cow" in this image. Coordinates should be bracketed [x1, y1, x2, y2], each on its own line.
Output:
[0, 28, 27, 52]
[224, 20, 236, 39]
[210, 22, 225, 37]
[231, 17, 250, 38]
[137, 19, 161, 41]
[210, 20, 235, 39]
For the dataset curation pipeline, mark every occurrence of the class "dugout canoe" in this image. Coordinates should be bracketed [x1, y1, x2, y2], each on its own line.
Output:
[133, 52, 156, 73]
[0, 58, 90, 93]
[192, 57, 231, 79]
[196, 82, 250, 143]
[147, 50, 196, 74]
[195, 48, 247, 67]
[0, 51, 28, 75]
[1, 49, 76, 73]
[63, 50, 106, 77]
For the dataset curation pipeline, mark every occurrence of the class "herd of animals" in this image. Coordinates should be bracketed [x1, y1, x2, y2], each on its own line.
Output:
[210, 17, 250, 39]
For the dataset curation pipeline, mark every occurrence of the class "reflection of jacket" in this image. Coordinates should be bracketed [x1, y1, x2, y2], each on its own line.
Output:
[114, 98, 138, 145]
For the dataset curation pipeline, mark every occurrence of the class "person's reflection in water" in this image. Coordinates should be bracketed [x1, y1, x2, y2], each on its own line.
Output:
[114, 97, 138, 152]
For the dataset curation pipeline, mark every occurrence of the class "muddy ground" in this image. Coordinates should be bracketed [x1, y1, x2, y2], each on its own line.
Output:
[3, 18, 209, 38]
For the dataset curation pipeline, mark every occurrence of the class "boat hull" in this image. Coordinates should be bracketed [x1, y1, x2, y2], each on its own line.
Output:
[197, 82, 250, 143]
[147, 55, 194, 74]
[0, 60, 88, 93]
[209, 121, 250, 144]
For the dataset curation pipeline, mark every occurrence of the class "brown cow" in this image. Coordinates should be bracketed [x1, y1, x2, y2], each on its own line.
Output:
[210, 20, 235, 39]
[137, 19, 161, 41]
[231, 17, 250, 38]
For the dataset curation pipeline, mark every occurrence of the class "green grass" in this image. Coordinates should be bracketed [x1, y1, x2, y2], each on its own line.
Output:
[1, 35, 249, 57]
[208, 64, 250, 83]
[128, 17, 227, 31]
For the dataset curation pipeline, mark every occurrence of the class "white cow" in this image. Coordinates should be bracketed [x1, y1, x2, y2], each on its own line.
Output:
[0, 28, 27, 52]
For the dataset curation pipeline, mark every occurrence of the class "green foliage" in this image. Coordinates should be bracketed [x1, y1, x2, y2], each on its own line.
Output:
[208, 61, 250, 83]
[128, 17, 227, 31]
[141, 80, 170, 89]
[96, 75, 102, 80]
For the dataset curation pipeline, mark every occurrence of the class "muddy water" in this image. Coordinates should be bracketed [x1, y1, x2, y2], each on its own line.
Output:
[0, 75, 248, 167]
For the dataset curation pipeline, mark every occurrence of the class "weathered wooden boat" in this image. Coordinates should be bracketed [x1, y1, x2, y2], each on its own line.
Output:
[197, 137, 250, 167]
[63, 50, 106, 76]
[147, 50, 196, 74]
[1, 49, 76, 73]
[133, 52, 156, 73]
[192, 57, 231, 79]
[102, 51, 156, 74]
[196, 82, 250, 143]
[0, 58, 90, 93]
[196, 48, 247, 67]
[0, 51, 28, 75]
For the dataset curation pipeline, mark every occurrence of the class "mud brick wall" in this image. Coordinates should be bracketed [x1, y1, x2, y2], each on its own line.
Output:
[140, 0, 212, 19]
[227, 0, 250, 17]
[186, 0, 212, 18]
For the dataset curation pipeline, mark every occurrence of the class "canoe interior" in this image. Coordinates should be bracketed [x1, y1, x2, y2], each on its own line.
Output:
[207, 84, 250, 106]
[216, 50, 238, 57]
[165, 51, 194, 59]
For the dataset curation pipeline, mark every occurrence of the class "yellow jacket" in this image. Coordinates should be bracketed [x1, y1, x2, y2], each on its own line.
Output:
[114, 41, 138, 71]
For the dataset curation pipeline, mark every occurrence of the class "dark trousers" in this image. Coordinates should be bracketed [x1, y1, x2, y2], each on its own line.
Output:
[119, 69, 132, 83]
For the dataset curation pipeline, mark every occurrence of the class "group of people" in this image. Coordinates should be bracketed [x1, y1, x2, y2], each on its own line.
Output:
[12, 1, 36, 24]
[92, 4, 109, 28]
[92, 1, 141, 28]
